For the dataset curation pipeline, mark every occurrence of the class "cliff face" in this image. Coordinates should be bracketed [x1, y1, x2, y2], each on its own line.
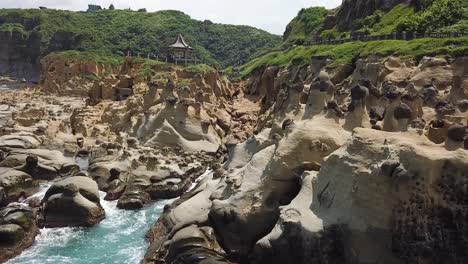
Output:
[335, 0, 411, 31]
[0, 31, 41, 82]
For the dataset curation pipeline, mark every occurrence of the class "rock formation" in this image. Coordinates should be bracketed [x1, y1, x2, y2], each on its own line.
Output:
[1, 50, 467, 263]
[41, 176, 105, 227]
[143, 54, 468, 264]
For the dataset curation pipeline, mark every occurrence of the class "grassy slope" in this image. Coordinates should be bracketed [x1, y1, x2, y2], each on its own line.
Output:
[368, 4, 415, 34]
[239, 37, 468, 77]
[283, 7, 328, 44]
[0, 9, 281, 68]
[238, 0, 468, 78]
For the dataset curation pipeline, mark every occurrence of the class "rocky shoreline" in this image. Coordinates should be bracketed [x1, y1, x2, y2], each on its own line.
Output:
[0, 53, 467, 263]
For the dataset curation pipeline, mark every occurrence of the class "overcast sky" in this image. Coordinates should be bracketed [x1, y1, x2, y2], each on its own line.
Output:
[0, 0, 341, 35]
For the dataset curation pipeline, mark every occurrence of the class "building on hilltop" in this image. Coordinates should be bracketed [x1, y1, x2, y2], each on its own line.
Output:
[166, 34, 196, 65]
[87, 4, 102, 12]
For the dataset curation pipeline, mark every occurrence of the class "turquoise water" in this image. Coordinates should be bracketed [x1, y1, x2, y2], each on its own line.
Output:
[8, 192, 172, 264]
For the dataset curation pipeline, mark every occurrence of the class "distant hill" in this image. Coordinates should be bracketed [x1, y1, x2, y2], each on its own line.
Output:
[283, 0, 467, 45]
[0, 8, 281, 68]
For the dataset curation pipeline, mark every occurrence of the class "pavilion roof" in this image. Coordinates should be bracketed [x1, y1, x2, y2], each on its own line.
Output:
[168, 34, 193, 50]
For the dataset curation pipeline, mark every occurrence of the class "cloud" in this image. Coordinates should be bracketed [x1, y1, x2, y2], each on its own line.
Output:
[0, 0, 341, 34]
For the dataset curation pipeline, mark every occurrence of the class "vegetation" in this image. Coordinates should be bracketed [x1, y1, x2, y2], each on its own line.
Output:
[45, 50, 124, 66]
[185, 64, 215, 75]
[0, 23, 29, 38]
[396, 0, 466, 32]
[283, 0, 466, 43]
[236, 0, 467, 79]
[239, 36, 468, 78]
[283, 7, 328, 45]
[0, 8, 281, 68]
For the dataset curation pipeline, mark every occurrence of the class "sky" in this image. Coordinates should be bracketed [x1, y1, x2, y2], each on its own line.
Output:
[0, 0, 341, 35]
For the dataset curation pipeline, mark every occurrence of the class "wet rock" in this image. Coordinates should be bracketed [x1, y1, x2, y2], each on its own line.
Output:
[104, 179, 126, 201]
[117, 189, 150, 210]
[0, 204, 38, 263]
[42, 176, 105, 227]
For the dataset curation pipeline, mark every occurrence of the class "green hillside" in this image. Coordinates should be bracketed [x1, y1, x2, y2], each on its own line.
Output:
[240, 0, 467, 79]
[0, 8, 281, 68]
[283, 7, 328, 45]
[282, 0, 467, 44]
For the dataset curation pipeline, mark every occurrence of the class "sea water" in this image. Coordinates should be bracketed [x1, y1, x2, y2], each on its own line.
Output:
[8, 192, 172, 264]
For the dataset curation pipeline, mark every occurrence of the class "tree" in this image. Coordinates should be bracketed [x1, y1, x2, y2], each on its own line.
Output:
[109, 4, 115, 10]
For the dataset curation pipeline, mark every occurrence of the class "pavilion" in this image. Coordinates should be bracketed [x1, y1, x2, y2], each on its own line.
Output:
[166, 34, 195, 65]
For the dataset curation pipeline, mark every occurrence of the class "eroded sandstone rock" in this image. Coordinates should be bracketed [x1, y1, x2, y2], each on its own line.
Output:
[41, 176, 105, 227]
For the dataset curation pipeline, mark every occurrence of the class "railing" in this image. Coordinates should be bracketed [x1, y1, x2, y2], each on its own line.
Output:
[309, 31, 468, 46]
[125, 51, 204, 65]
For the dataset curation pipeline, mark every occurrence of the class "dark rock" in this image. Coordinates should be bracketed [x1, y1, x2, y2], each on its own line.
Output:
[282, 119, 294, 131]
[409, 118, 426, 129]
[381, 160, 400, 177]
[0, 224, 24, 246]
[430, 119, 445, 129]
[117, 190, 150, 210]
[17, 155, 58, 180]
[422, 86, 437, 101]
[42, 176, 105, 227]
[104, 179, 126, 201]
[457, 99, 468, 112]
[385, 90, 401, 100]
[0, 204, 38, 263]
[108, 168, 121, 182]
[447, 125, 466, 142]
[393, 103, 412, 120]
[435, 101, 456, 115]
[350, 85, 369, 101]
[369, 107, 384, 121]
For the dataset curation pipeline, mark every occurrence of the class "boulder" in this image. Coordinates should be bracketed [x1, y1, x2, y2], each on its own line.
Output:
[0, 204, 38, 263]
[0, 168, 37, 205]
[41, 176, 105, 227]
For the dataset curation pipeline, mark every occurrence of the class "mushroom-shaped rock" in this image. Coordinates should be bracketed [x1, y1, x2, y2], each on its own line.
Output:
[435, 101, 456, 116]
[16, 155, 58, 180]
[385, 89, 401, 101]
[393, 103, 412, 120]
[42, 176, 105, 227]
[350, 85, 369, 104]
[344, 86, 370, 130]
